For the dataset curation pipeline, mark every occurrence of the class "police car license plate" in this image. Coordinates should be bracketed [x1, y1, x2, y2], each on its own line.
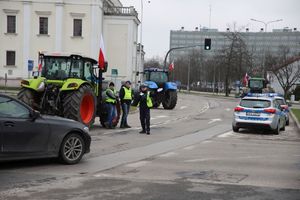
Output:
[246, 112, 260, 116]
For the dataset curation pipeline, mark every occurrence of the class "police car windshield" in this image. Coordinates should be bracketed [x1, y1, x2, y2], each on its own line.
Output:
[240, 99, 271, 108]
[275, 99, 285, 105]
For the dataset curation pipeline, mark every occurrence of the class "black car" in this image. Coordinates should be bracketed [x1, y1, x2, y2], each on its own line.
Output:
[0, 93, 91, 164]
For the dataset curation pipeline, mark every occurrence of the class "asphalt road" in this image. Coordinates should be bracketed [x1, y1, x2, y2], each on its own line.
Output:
[0, 93, 299, 200]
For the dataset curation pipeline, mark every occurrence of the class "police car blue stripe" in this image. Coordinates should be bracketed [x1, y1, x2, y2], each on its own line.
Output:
[239, 116, 269, 121]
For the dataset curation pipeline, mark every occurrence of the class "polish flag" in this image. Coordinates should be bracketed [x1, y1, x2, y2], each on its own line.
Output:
[169, 61, 174, 71]
[38, 52, 42, 71]
[98, 34, 106, 70]
[243, 73, 249, 86]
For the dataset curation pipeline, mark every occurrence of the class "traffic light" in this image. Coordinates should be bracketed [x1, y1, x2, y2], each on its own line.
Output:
[204, 38, 211, 50]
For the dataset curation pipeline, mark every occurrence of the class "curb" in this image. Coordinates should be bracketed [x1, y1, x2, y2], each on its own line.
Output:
[290, 110, 300, 133]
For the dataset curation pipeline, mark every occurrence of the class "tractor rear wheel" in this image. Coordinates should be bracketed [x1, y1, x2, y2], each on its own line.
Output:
[63, 85, 96, 127]
[162, 90, 177, 110]
[17, 88, 40, 110]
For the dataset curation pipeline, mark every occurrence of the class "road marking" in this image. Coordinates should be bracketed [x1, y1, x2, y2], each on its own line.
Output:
[125, 161, 150, 168]
[151, 115, 168, 120]
[202, 140, 212, 144]
[180, 106, 188, 110]
[225, 108, 231, 111]
[218, 131, 233, 138]
[159, 152, 177, 158]
[208, 118, 222, 124]
[94, 173, 112, 178]
[183, 145, 195, 150]
[184, 158, 213, 163]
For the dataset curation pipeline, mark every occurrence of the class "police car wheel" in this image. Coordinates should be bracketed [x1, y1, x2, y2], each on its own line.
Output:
[273, 124, 280, 135]
[232, 126, 239, 133]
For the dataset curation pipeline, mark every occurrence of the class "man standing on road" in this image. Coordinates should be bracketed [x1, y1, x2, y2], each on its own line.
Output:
[119, 81, 133, 128]
[132, 83, 153, 135]
[105, 82, 117, 129]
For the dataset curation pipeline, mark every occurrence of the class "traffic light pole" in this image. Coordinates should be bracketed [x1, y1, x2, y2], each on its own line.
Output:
[163, 44, 205, 71]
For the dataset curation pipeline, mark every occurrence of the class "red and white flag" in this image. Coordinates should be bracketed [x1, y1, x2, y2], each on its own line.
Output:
[243, 73, 249, 86]
[98, 34, 106, 70]
[169, 61, 174, 71]
[38, 52, 42, 71]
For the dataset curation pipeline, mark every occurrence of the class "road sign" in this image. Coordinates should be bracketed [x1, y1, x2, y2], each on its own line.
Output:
[28, 60, 34, 71]
[111, 69, 118, 76]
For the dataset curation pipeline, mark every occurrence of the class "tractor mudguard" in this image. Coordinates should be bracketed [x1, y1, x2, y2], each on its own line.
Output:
[164, 82, 177, 91]
[20, 77, 46, 91]
[61, 78, 92, 91]
[144, 81, 158, 89]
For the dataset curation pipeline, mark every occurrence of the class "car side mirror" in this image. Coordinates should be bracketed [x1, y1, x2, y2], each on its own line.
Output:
[31, 110, 41, 121]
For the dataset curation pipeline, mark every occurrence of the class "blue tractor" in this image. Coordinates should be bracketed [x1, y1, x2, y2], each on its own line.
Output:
[144, 68, 178, 109]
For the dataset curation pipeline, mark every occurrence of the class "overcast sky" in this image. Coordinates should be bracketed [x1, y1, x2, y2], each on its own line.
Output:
[120, 0, 300, 59]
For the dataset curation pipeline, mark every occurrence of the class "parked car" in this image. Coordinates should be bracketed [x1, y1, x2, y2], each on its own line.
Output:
[274, 95, 290, 126]
[0, 93, 91, 164]
[232, 93, 286, 134]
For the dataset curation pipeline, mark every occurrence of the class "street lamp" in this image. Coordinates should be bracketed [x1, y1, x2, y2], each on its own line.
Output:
[250, 18, 283, 76]
[250, 18, 283, 32]
[138, 0, 150, 84]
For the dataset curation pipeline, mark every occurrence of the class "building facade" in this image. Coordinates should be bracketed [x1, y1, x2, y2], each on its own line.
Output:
[170, 27, 300, 64]
[0, 0, 141, 88]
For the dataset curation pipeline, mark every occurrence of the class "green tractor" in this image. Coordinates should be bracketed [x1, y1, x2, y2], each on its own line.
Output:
[18, 53, 114, 127]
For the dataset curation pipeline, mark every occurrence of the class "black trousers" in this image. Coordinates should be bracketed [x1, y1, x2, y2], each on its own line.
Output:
[140, 108, 150, 132]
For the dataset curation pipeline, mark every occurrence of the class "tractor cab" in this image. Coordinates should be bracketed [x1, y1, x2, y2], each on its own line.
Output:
[248, 77, 266, 93]
[39, 53, 101, 84]
[144, 68, 169, 84]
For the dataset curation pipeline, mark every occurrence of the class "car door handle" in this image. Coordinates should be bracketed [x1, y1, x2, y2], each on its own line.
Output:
[4, 121, 15, 127]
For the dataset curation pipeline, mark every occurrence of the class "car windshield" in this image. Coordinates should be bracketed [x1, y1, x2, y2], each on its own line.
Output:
[240, 99, 271, 108]
[275, 98, 286, 105]
[145, 71, 168, 83]
[249, 80, 264, 88]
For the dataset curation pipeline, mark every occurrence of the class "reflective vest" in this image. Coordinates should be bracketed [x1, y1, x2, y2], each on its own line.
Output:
[123, 87, 132, 100]
[146, 91, 153, 108]
[105, 88, 116, 104]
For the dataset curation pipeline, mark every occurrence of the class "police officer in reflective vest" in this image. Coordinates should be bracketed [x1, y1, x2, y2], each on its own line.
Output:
[119, 81, 133, 128]
[105, 82, 117, 128]
[132, 83, 153, 135]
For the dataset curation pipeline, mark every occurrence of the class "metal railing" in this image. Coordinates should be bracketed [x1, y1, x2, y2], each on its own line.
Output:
[104, 6, 138, 18]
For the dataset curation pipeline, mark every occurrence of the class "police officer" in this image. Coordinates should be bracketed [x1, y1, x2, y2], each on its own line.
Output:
[105, 82, 117, 129]
[119, 81, 133, 128]
[132, 83, 153, 135]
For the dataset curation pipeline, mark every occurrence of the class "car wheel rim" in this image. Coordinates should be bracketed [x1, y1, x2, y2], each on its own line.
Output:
[64, 136, 83, 161]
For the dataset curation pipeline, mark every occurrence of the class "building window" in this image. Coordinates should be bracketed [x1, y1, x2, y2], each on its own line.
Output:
[6, 51, 16, 66]
[73, 19, 82, 37]
[7, 16, 16, 33]
[39, 17, 48, 35]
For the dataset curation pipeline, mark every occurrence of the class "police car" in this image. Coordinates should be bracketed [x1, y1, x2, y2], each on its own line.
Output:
[273, 95, 290, 126]
[232, 93, 286, 134]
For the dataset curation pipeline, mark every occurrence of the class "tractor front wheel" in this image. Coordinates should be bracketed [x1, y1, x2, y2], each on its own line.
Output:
[63, 85, 96, 127]
[162, 90, 177, 110]
[17, 88, 40, 110]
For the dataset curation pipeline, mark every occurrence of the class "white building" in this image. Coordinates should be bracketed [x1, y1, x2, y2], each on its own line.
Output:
[0, 0, 141, 88]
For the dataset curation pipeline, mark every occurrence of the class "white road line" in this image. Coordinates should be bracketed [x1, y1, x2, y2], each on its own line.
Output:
[151, 115, 168, 120]
[225, 108, 231, 111]
[218, 131, 233, 138]
[202, 140, 212, 144]
[184, 158, 212, 163]
[180, 106, 188, 110]
[125, 161, 150, 168]
[183, 145, 195, 150]
[158, 152, 177, 158]
[94, 173, 112, 178]
[208, 118, 222, 124]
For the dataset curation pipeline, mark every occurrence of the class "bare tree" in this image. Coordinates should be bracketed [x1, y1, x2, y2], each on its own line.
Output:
[269, 46, 300, 98]
[144, 56, 164, 69]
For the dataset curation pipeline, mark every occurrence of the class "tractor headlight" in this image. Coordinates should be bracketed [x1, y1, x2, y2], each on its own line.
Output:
[37, 81, 45, 92]
[83, 126, 89, 133]
[157, 88, 163, 92]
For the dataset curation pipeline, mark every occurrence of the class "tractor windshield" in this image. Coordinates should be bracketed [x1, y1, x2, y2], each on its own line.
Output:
[41, 56, 94, 81]
[41, 57, 71, 80]
[249, 79, 264, 88]
[145, 71, 168, 83]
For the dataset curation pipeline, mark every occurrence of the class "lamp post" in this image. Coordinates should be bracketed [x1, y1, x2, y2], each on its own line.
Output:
[250, 18, 283, 76]
[138, 0, 150, 84]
